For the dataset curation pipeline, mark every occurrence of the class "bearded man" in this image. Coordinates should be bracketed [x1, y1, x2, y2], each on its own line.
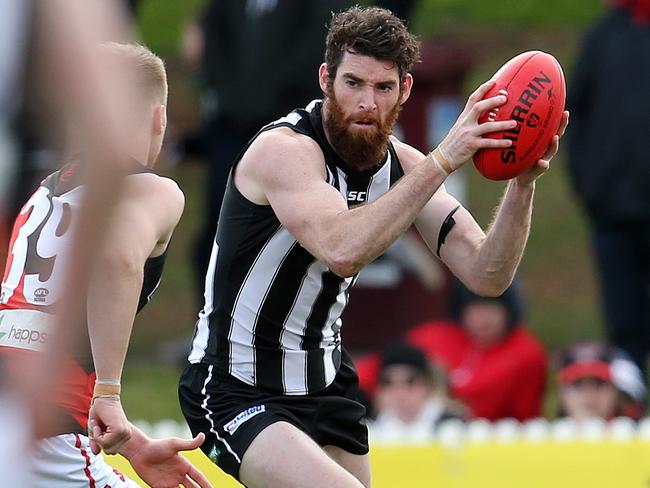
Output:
[179, 6, 569, 488]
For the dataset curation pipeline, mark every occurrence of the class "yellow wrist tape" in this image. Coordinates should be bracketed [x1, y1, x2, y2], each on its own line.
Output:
[93, 383, 121, 397]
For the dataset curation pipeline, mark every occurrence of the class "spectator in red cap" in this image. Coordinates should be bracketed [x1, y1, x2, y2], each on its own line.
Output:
[356, 279, 547, 421]
[558, 342, 647, 421]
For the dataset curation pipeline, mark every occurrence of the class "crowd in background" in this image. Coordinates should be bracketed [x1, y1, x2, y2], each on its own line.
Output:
[1, 0, 648, 445]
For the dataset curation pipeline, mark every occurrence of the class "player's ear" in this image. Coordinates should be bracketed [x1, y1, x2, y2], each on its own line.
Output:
[153, 104, 166, 135]
[399, 74, 413, 105]
[318, 63, 330, 95]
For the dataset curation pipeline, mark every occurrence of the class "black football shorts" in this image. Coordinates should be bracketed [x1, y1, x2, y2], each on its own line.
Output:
[178, 352, 369, 481]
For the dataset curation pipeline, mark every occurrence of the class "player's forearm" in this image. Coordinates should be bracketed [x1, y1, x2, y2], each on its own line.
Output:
[468, 179, 535, 295]
[323, 154, 445, 277]
[87, 254, 143, 382]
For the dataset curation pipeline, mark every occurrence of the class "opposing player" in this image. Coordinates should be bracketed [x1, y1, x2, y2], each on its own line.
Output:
[0, 43, 211, 488]
[179, 6, 569, 488]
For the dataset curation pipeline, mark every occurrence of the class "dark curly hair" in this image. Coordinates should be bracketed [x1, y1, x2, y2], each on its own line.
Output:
[324, 6, 420, 83]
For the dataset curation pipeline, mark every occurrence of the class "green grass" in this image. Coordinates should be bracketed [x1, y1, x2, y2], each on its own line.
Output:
[122, 362, 188, 421]
[413, 0, 603, 36]
[136, 0, 206, 57]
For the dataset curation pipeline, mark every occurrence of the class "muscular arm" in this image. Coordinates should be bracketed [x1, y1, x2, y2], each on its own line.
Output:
[414, 178, 534, 296]
[412, 112, 569, 296]
[243, 129, 446, 277]
[236, 82, 513, 277]
[87, 173, 184, 382]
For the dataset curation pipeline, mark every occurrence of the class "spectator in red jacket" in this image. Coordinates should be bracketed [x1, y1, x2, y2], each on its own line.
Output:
[356, 280, 547, 421]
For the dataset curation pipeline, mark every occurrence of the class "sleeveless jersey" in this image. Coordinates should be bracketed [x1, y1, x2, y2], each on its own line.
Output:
[189, 100, 405, 395]
[0, 159, 168, 435]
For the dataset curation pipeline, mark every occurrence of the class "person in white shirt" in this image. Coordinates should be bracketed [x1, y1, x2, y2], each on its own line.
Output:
[369, 343, 464, 444]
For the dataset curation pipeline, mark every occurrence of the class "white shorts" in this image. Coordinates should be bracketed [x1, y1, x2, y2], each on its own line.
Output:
[31, 433, 140, 488]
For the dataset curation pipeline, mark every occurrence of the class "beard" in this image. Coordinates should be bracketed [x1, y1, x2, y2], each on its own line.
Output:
[323, 87, 402, 171]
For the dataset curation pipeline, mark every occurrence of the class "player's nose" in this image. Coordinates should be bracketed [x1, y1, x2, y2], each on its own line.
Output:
[358, 87, 377, 112]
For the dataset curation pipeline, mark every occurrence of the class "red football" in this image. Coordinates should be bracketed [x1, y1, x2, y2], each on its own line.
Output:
[473, 51, 566, 180]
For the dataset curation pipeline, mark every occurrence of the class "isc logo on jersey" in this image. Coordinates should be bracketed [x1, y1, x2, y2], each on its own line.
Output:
[223, 405, 266, 434]
[347, 191, 367, 203]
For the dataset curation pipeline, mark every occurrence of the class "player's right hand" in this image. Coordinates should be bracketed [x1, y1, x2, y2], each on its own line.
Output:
[438, 80, 517, 170]
[88, 396, 132, 455]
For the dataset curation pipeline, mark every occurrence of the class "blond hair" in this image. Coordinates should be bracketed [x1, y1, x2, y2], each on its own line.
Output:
[100, 42, 168, 105]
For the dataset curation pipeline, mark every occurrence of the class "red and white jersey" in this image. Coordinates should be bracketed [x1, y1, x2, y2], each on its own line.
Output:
[1, 161, 82, 315]
[0, 159, 167, 436]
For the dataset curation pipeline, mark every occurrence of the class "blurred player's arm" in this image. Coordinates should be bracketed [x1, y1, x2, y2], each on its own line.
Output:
[408, 112, 568, 296]
[87, 173, 184, 453]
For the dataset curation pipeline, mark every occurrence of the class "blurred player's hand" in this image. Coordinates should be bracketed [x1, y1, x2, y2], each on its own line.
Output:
[119, 427, 213, 488]
[88, 396, 132, 455]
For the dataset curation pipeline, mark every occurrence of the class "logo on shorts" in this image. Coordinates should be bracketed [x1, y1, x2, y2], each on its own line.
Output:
[224, 405, 266, 435]
[208, 445, 221, 463]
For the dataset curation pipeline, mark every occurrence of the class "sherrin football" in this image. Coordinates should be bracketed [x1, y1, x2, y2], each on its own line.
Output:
[473, 51, 566, 180]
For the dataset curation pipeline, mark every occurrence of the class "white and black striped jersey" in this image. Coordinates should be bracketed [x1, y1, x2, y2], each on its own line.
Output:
[188, 100, 405, 395]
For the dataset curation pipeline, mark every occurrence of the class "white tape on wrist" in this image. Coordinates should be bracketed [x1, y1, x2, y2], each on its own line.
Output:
[95, 379, 121, 386]
[430, 153, 449, 177]
[432, 146, 454, 175]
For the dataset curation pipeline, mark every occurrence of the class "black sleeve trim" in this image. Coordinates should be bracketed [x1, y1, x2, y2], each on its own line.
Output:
[436, 205, 461, 257]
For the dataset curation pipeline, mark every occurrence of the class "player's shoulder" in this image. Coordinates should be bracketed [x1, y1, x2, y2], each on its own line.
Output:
[123, 171, 185, 215]
[244, 126, 326, 183]
[254, 126, 323, 160]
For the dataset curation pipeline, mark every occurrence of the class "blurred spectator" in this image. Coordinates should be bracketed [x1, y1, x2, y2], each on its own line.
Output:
[566, 0, 650, 375]
[368, 343, 465, 444]
[558, 342, 647, 421]
[0, 1, 136, 484]
[6, 0, 143, 242]
[356, 280, 547, 421]
[183, 0, 353, 304]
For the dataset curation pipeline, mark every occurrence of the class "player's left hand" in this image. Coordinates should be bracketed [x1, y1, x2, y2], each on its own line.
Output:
[515, 110, 570, 186]
[88, 395, 132, 455]
[119, 428, 213, 488]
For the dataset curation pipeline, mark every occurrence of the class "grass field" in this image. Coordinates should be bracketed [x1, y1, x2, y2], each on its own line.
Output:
[117, 1, 608, 421]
